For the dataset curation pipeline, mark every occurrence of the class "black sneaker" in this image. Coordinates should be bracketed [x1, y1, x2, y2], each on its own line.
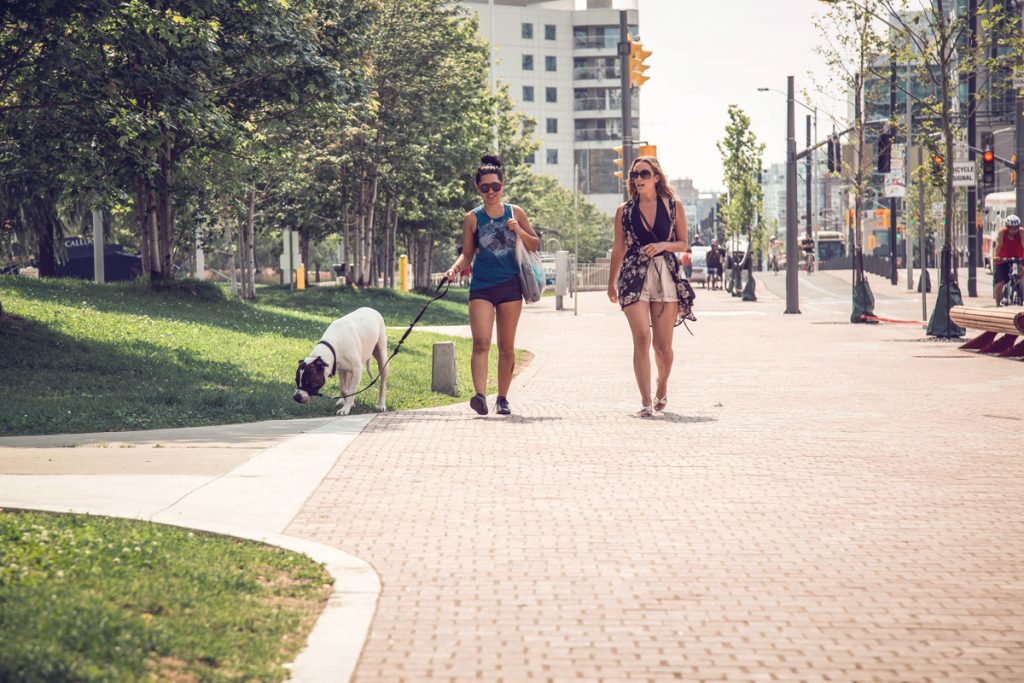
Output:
[495, 396, 511, 415]
[470, 393, 488, 415]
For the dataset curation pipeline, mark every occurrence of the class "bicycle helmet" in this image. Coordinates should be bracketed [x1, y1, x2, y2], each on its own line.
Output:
[1007, 214, 1021, 228]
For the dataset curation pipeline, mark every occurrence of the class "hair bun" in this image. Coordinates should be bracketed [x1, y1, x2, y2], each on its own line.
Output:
[480, 153, 502, 168]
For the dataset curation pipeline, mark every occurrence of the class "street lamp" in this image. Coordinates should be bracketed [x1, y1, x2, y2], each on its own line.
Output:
[758, 87, 818, 242]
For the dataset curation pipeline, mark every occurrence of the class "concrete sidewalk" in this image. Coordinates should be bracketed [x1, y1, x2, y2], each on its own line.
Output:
[3, 283, 1024, 682]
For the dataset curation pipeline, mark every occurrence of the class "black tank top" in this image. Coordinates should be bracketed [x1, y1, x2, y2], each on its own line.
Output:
[629, 199, 671, 246]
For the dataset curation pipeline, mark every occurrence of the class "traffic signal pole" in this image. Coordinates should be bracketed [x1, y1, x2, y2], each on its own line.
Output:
[786, 76, 800, 314]
[966, 0, 978, 298]
[618, 11, 633, 202]
[806, 115, 813, 241]
[889, 53, 898, 286]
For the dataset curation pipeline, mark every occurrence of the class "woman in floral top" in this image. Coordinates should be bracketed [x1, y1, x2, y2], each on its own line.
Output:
[607, 155, 695, 417]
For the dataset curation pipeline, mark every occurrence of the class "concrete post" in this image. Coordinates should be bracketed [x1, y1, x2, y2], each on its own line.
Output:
[555, 250, 569, 310]
[91, 209, 104, 284]
[431, 342, 458, 396]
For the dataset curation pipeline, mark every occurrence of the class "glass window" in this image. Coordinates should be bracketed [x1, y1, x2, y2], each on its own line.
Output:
[522, 22, 533, 39]
[522, 85, 534, 102]
[545, 24, 556, 40]
[547, 149, 559, 165]
[525, 152, 535, 165]
[546, 118, 558, 134]
[545, 87, 557, 103]
[522, 54, 533, 71]
[545, 56, 557, 72]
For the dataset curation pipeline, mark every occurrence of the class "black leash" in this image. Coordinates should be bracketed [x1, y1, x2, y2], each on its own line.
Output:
[313, 277, 451, 402]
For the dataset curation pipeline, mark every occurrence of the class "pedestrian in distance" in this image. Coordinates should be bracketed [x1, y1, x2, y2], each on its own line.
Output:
[680, 247, 693, 280]
[706, 239, 723, 290]
[444, 154, 540, 416]
[768, 236, 780, 274]
[607, 155, 695, 418]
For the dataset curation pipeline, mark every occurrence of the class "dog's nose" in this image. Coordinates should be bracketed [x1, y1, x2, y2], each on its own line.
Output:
[293, 391, 308, 404]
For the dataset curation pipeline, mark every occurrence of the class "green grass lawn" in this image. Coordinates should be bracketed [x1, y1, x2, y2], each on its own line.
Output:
[0, 509, 332, 682]
[0, 277, 504, 436]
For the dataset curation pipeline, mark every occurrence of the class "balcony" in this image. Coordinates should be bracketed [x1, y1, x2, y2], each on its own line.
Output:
[573, 36, 617, 50]
[573, 67, 620, 81]
[575, 128, 621, 142]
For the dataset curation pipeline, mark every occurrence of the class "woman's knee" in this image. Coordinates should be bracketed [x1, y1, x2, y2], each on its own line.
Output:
[472, 338, 491, 355]
[653, 342, 673, 360]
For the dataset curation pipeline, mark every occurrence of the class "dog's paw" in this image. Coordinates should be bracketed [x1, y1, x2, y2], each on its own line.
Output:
[336, 404, 353, 416]
[376, 403, 386, 412]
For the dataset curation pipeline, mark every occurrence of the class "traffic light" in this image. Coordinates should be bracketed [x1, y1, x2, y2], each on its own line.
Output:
[628, 36, 651, 89]
[613, 145, 623, 179]
[877, 132, 892, 173]
[827, 135, 841, 174]
[982, 148, 995, 186]
[638, 144, 657, 158]
[930, 153, 944, 187]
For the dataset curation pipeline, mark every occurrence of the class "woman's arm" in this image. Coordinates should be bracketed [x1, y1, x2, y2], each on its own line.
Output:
[608, 204, 626, 303]
[444, 213, 477, 281]
[509, 205, 541, 252]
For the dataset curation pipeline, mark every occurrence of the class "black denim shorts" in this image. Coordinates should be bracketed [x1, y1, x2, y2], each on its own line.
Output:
[469, 277, 523, 306]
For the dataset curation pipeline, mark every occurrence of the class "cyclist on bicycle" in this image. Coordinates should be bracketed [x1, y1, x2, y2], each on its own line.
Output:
[993, 214, 1022, 306]
[801, 236, 815, 273]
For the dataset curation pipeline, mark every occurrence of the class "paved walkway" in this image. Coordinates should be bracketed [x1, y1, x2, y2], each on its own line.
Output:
[3, 273, 1024, 682]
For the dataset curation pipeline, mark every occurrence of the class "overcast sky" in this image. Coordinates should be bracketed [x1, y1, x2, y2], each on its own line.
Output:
[636, 0, 848, 192]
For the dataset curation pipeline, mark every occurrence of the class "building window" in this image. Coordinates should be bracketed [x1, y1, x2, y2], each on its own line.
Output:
[545, 87, 557, 103]
[522, 22, 533, 39]
[547, 149, 559, 165]
[522, 54, 534, 71]
[545, 24, 556, 40]
[525, 152, 535, 164]
[546, 118, 558, 134]
[522, 85, 534, 102]
[545, 56, 557, 72]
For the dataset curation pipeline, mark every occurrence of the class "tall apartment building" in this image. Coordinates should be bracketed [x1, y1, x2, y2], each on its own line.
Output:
[458, 0, 640, 216]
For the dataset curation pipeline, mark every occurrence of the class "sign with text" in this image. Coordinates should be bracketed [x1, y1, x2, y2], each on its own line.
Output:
[952, 161, 975, 187]
[883, 171, 906, 197]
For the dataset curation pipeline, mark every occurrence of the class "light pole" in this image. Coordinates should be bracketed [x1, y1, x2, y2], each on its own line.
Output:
[759, 88, 818, 242]
[785, 76, 800, 314]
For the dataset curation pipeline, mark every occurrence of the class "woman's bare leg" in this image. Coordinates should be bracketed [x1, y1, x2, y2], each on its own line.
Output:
[468, 300, 495, 395]
[623, 301, 653, 407]
[494, 298, 523, 396]
[650, 301, 678, 403]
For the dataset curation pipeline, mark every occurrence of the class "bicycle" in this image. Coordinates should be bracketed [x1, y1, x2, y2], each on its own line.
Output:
[998, 257, 1024, 306]
[804, 251, 815, 274]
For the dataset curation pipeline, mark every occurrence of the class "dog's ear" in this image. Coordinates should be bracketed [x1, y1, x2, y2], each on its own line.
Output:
[313, 358, 327, 369]
[298, 360, 307, 368]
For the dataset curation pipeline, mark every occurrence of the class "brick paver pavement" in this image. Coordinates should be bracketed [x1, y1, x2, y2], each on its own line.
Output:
[287, 279, 1024, 683]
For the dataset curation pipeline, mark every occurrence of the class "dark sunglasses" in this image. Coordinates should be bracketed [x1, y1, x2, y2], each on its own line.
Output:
[629, 169, 654, 180]
[478, 182, 502, 193]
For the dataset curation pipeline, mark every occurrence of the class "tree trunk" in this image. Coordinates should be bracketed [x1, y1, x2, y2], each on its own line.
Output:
[154, 139, 174, 280]
[300, 226, 310, 287]
[355, 180, 365, 286]
[225, 217, 237, 296]
[135, 178, 152, 276]
[237, 215, 249, 299]
[35, 191, 58, 278]
[245, 186, 257, 300]
[342, 203, 352, 282]
[366, 176, 379, 287]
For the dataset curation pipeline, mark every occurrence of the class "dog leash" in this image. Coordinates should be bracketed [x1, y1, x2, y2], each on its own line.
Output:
[313, 277, 451, 402]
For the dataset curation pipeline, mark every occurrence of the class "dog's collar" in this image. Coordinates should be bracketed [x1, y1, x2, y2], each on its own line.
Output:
[315, 340, 337, 378]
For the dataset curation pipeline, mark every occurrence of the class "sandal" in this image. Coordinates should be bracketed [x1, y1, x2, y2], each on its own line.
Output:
[654, 396, 667, 412]
[636, 405, 654, 418]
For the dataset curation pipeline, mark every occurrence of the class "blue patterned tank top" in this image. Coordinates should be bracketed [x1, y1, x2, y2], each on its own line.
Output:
[470, 203, 519, 290]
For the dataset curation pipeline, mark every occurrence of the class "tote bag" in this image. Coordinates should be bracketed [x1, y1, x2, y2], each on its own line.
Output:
[514, 234, 544, 303]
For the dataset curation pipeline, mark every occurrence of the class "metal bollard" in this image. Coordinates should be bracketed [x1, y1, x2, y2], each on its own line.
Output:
[431, 342, 458, 395]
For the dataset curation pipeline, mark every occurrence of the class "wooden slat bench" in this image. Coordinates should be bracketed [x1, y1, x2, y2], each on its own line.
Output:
[949, 305, 1024, 358]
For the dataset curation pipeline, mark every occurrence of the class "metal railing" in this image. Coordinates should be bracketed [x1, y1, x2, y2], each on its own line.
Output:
[573, 67, 619, 81]
[573, 37, 617, 50]
[574, 129, 620, 142]
[574, 263, 610, 291]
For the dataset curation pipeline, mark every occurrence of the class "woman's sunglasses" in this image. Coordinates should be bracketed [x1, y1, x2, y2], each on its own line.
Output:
[478, 182, 502, 193]
[629, 169, 654, 180]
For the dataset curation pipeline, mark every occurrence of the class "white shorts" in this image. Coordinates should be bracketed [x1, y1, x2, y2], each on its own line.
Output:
[639, 257, 677, 303]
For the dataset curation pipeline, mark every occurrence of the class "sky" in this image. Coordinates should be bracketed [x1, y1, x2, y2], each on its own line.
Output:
[635, 0, 848, 193]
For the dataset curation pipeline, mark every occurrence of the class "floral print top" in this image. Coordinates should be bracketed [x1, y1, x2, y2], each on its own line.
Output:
[615, 196, 696, 327]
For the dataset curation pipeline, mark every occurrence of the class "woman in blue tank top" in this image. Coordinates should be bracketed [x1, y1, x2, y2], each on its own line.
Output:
[444, 154, 540, 416]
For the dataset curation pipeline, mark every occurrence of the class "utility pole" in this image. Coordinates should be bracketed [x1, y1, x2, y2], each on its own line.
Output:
[786, 76, 800, 314]
[1017, 7, 1024, 219]
[618, 10, 633, 201]
[889, 52, 898, 285]
[806, 115, 813, 240]
[966, 0, 978, 297]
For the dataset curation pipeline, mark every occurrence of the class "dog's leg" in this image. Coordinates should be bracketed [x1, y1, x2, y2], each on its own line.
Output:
[336, 367, 362, 416]
[374, 328, 388, 412]
[335, 370, 353, 416]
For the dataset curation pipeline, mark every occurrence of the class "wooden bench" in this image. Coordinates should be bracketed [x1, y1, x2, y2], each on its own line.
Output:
[949, 305, 1024, 358]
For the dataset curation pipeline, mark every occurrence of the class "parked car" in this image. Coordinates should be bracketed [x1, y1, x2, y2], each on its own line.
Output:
[689, 246, 710, 284]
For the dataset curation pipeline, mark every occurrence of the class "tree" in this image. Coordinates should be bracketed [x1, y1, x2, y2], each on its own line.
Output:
[717, 105, 766, 253]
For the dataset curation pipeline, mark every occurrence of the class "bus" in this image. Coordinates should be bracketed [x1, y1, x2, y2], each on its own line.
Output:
[981, 191, 1017, 269]
[816, 230, 847, 263]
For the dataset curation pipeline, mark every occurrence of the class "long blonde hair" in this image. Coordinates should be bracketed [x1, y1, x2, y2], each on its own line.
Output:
[627, 156, 676, 203]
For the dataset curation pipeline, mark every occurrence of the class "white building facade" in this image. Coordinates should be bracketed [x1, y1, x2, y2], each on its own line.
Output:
[458, 0, 640, 216]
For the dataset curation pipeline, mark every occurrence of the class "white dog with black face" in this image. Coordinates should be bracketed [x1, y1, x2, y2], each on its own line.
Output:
[293, 307, 388, 416]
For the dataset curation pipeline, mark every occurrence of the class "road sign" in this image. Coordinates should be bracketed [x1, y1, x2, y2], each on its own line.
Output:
[954, 140, 969, 161]
[952, 161, 975, 187]
[883, 171, 906, 198]
[931, 201, 943, 218]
